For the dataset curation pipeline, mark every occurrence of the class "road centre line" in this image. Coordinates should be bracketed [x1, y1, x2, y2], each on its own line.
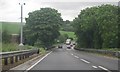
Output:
[98, 66, 111, 72]
[71, 53, 74, 55]
[26, 51, 52, 70]
[74, 56, 79, 58]
[92, 65, 98, 68]
[80, 59, 90, 64]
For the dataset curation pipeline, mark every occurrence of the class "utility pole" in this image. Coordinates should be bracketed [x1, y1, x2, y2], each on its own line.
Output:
[19, 3, 25, 46]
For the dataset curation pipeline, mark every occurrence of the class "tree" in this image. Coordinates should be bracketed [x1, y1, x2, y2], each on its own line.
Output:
[58, 34, 68, 43]
[118, 3, 120, 48]
[24, 8, 63, 48]
[72, 4, 119, 49]
[61, 20, 74, 31]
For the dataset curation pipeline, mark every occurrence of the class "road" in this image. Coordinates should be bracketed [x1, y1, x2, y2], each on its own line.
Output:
[28, 44, 118, 72]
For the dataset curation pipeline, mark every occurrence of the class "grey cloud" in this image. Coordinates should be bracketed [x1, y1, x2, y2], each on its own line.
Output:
[0, 0, 9, 9]
[42, 2, 118, 10]
[0, 0, 119, 22]
[40, 2, 118, 21]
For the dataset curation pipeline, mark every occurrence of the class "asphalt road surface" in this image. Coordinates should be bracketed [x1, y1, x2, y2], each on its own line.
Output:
[29, 44, 118, 72]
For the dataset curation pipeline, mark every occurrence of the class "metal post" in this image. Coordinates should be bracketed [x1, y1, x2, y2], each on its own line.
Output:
[19, 3, 25, 46]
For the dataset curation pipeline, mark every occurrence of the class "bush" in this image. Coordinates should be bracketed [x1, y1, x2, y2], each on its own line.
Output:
[39, 48, 46, 54]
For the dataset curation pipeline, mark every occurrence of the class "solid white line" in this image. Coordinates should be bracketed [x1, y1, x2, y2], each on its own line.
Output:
[98, 66, 111, 72]
[92, 65, 98, 68]
[80, 59, 90, 64]
[74, 56, 79, 58]
[26, 51, 52, 70]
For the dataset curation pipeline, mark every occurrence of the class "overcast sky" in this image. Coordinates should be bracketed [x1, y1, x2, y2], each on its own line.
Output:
[0, 0, 119, 22]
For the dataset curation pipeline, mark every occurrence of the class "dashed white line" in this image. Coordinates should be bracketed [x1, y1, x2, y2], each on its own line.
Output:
[98, 66, 111, 72]
[26, 51, 52, 70]
[74, 56, 79, 58]
[92, 65, 98, 68]
[80, 59, 90, 64]
[71, 53, 74, 55]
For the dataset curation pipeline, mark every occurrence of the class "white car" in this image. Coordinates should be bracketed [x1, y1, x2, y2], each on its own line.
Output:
[66, 39, 71, 45]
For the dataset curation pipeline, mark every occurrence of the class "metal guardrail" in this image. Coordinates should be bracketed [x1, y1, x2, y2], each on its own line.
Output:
[75, 48, 120, 58]
[0, 49, 39, 65]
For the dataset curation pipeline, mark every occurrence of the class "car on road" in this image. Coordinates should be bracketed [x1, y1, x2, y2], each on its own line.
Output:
[67, 45, 71, 49]
[58, 45, 62, 48]
[70, 44, 73, 47]
[73, 43, 76, 45]
[66, 39, 71, 45]
[72, 42, 76, 45]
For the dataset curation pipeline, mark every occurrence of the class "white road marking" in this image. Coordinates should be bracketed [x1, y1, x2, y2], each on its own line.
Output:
[26, 51, 52, 70]
[80, 59, 90, 64]
[74, 56, 79, 58]
[71, 53, 74, 55]
[92, 65, 98, 68]
[98, 66, 111, 72]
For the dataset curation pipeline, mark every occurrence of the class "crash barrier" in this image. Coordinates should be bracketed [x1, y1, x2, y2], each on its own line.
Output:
[0, 49, 39, 65]
[74, 48, 120, 58]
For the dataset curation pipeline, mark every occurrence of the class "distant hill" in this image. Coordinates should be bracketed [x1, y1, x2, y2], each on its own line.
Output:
[0, 22, 24, 34]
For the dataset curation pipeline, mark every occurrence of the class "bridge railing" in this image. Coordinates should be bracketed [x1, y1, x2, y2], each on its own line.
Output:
[0, 49, 39, 65]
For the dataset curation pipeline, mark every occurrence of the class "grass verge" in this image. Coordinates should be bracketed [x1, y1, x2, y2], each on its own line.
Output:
[2, 43, 35, 52]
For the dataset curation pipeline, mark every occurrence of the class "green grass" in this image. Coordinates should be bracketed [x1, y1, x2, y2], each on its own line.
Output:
[60, 31, 76, 40]
[2, 43, 18, 52]
[2, 43, 35, 52]
[0, 22, 21, 34]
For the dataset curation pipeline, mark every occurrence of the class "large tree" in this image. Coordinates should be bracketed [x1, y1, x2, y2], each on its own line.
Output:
[24, 8, 63, 48]
[73, 4, 119, 49]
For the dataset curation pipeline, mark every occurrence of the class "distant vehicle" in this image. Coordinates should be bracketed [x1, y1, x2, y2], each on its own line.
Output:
[73, 42, 76, 45]
[58, 45, 62, 48]
[73, 43, 75, 45]
[70, 44, 73, 47]
[66, 39, 71, 45]
[67, 45, 71, 49]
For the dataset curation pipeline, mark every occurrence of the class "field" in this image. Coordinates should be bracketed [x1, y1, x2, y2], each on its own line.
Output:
[60, 31, 76, 40]
[0, 22, 21, 34]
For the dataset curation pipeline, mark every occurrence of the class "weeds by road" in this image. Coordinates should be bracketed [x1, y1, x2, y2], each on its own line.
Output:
[2, 43, 35, 52]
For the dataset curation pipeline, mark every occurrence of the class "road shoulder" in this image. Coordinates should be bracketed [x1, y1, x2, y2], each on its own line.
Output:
[10, 51, 51, 70]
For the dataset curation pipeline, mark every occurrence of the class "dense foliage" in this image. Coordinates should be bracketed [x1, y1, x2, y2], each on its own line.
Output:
[58, 34, 68, 43]
[2, 30, 11, 43]
[73, 4, 119, 48]
[61, 20, 74, 32]
[24, 8, 63, 48]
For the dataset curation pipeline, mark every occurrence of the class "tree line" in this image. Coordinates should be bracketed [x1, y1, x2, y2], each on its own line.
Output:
[24, 4, 120, 49]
